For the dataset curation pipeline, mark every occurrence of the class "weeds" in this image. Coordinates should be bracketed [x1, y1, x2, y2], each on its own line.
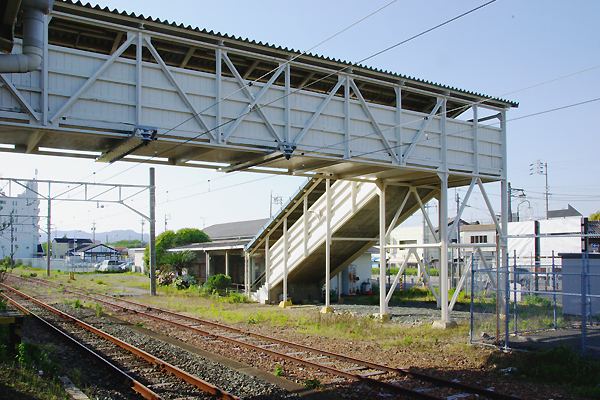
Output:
[94, 303, 104, 317]
[273, 364, 284, 377]
[303, 378, 321, 390]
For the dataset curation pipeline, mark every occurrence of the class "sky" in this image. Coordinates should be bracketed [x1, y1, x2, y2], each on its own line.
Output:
[0, 0, 599, 235]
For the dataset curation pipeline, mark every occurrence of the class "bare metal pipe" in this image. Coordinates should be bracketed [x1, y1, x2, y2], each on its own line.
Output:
[0, 0, 54, 73]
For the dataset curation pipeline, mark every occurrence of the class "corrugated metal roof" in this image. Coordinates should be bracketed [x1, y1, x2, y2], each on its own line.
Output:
[56, 0, 518, 108]
[204, 218, 269, 241]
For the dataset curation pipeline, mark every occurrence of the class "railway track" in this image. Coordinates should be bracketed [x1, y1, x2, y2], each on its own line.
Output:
[0, 283, 239, 400]
[6, 275, 521, 400]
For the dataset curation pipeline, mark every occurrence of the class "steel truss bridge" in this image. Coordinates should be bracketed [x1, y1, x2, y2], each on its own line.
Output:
[0, 0, 517, 323]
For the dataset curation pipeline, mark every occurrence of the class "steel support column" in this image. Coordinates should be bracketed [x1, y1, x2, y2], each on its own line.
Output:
[265, 234, 270, 299]
[149, 167, 157, 296]
[438, 172, 450, 324]
[322, 178, 333, 313]
[378, 181, 388, 319]
[500, 109, 510, 347]
[46, 182, 51, 277]
[205, 251, 210, 282]
[281, 217, 290, 306]
[225, 250, 229, 277]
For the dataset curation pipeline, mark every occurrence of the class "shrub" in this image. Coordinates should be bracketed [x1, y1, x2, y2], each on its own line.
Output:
[204, 274, 232, 294]
[273, 364, 284, 377]
[157, 270, 176, 286]
[174, 275, 197, 290]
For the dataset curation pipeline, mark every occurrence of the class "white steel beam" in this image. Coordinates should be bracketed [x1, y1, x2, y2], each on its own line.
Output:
[282, 216, 289, 303]
[225, 250, 229, 277]
[378, 180, 388, 318]
[402, 98, 443, 162]
[50, 34, 136, 124]
[395, 84, 403, 163]
[144, 36, 215, 141]
[26, 131, 45, 153]
[205, 251, 210, 282]
[477, 178, 502, 234]
[135, 32, 142, 125]
[349, 78, 400, 164]
[385, 189, 411, 239]
[222, 62, 285, 142]
[221, 53, 283, 144]
[414, 188, 439, 243]
[215, 47, 222, 143]
[324, 178, 332, 311]
[385, 248, 412, 304]
[447, 177, 476, 241]
[303, 196, 308, 257]
[0, 74, 40, 122]
[265, 234, 270, 295]
[293, 79, 344, 146]
[449, 256, 470, 311]
[438, 172, 450, 323]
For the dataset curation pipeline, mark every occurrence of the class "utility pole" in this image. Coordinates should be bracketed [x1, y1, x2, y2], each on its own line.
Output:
[530, 160, 549, 219]
[164, 214, 169, 232]
[9, 211, 14, 266]
[507, 182, 526, 222]
[454, 191, 461, 286]
[140, 219, 145, 244]
[269, 192, 283, 218]
[91, 221, 96, 242]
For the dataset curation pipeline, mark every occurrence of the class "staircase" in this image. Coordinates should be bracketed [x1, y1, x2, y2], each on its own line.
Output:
[248, 179, 436, 303]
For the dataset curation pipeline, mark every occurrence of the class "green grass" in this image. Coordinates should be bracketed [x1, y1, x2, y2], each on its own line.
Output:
[490, 346, 600, 398]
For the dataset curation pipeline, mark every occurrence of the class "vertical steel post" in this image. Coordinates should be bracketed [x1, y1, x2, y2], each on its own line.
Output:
[265, 234, 270, 297]
[149, 168, 157, 296]
[500, 109, 510, 348]
[552, 250, 557, 329]
[324, 178, 332, 311]
[225, 250, 229, 277]
[470, 252, 475, 343]
[439, 173, 449, 323]
[204, 252, 209, 282]
[513, 250, 518, 335]
[378, 181, 387, 318]
[581, 250, 588, 354]
[46, 182, 51, 276]
[282, 217, 288, 304]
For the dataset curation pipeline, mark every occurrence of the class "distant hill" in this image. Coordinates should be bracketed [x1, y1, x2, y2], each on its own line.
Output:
[52, 229, 149, 244]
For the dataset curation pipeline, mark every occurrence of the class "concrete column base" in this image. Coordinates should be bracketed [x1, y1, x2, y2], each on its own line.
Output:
[379, 313, 391, 322]
[432, 319, 458, 329]
[278, 299, 293, 308]
[320, 306, 334, 314]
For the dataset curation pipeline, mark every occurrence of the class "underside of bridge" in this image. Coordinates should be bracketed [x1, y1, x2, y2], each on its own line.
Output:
[0, 0, 517, 323]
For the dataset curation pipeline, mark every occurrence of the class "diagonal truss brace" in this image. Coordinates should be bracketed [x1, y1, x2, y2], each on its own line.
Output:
[413, 187, 439, 243]
[293, 78, 344, 146]
[477, 178, 501, 234]
[402, 98, 443, 162]
[415, 253, 440, 305]
[50, 34, 136, 124]
[221, 53, 283, 144]
[349, 78, 400, 164]
[0, 74, 40, 121]
[144, 36, 215, 141]
[447, 177, 477, 241]
[385, 248, 414, 304]
[222, 61, 287, 142]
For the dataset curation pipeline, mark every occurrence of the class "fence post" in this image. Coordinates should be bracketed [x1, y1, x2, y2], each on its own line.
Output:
[470, 252, 475, 344]
[504, 246, 510, 350]
[581, 250, 587, 354]
[513, 250, 518, 335]
[552, 250, 557, 330]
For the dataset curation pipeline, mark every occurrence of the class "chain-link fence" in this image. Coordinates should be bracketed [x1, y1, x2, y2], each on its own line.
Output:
[468, 238, 600, 355]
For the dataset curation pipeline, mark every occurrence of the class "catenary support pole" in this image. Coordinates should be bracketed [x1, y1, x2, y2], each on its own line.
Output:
[225, 250, 229, 277]
[46, 182, 51, 277]
[149, 167, 157, 296]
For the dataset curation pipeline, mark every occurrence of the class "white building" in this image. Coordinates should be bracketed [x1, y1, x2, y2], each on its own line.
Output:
[0, 180, 40, 260]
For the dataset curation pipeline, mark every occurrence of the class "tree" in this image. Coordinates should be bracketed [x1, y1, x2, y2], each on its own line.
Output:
[173, 228, 210, 247]
[109, 239, 144, 248]
[590, 211, 600, 221]
[144, 228, 210, 269]
[162, 250, 196, 274]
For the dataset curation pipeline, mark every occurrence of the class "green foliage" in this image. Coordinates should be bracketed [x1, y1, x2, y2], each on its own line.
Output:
[172, 228, 210, 247]
[16, 343, 57, 375]
[144, 228, 209, 268]
[523, 295, 552, 307]
[0, 297, 6, 311]
[64, 298, 82, 309]
[162, 250, 196, 274]
[157, 270, 176, 286]
[173, 275, 197, 290]
[492, 346, 600, 395]
[303, 378, 321, 390]
[94, 303, 104, 318]
[204, 274, 232, 294]
[590, 211, 600, 221]
[372, 266, 439, 277]
[108, 239, 144, 248]
[273, 364, 284, 377]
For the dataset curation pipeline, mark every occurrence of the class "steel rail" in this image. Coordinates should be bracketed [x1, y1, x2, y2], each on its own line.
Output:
[0, 282, 240, 400]
[11, 275, 520, 400]
[0, 291, 163, 400]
